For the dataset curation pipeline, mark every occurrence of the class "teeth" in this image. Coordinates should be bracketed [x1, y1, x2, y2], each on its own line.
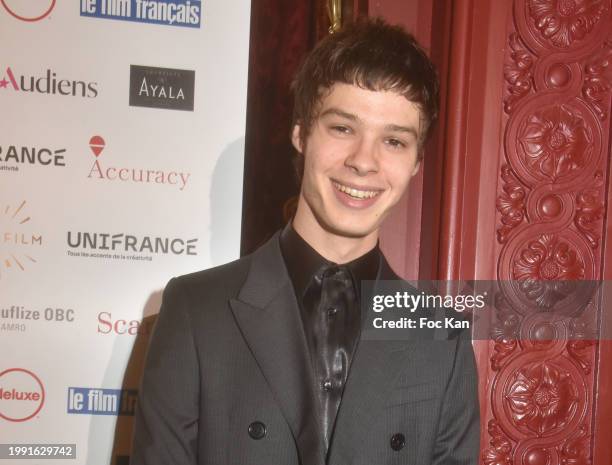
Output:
[333, 182, 379, 199]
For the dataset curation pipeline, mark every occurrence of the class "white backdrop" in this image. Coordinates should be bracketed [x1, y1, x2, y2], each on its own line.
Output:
[0, 1, 251, 463]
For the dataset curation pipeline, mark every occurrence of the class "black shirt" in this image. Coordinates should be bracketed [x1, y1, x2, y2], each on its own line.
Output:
[280, 224, 380, 452]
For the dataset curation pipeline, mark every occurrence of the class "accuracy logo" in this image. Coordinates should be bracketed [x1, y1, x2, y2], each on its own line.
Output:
[80, 0, 201, 28]
[0, 201, 43, 279]
[86, 135, 191, 190]
[1, 0, 56, 22]
[0, 66, 98, 99]
[129, 65, 195, 111]
[67, 387, 137, 416]
[0, 368, 45, 422]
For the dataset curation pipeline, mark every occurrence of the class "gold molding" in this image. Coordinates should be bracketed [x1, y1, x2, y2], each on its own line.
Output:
[327, 0, 342, 34]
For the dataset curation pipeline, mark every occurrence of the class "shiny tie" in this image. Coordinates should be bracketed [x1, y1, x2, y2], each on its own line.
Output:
[302, 264, 360, 452]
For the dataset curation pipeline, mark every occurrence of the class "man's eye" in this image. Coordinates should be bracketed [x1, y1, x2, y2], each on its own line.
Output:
[331, 125, 352, 134]
[385, 138, 406, 149]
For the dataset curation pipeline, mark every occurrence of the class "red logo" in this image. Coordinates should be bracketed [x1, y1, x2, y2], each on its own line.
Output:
[0, 368, 45, 422]
[1, 0, 56, 22]
[89, 135, 106, 157]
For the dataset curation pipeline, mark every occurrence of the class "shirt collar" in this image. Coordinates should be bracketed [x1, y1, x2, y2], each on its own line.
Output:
[280, 223, 380, 300]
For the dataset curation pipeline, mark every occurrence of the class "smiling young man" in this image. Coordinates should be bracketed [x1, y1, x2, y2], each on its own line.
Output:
[132, 18, 479, 465]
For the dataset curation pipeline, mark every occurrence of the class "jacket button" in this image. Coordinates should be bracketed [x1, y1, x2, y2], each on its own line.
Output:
[390, 433, 405, 451]
[248, 421, 266, 440]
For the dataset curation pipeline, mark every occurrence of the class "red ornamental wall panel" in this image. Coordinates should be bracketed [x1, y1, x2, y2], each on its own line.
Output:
[481, 1, 612, 464]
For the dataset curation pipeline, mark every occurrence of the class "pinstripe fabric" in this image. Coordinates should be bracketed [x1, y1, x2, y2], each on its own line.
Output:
[131, 231, 480, 465]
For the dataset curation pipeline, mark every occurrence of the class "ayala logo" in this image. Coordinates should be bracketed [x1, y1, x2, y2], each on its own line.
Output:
[129, 65, 194, 111]
[1, 0, 56, 22]
[0, 67, 98, 98]
[0, 200, 43, 279]
[0, 368, 45, 422]
[86, 135, 191, 190]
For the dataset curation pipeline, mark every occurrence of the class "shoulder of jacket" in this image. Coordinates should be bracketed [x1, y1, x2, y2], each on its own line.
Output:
[168, 254, 252, 297]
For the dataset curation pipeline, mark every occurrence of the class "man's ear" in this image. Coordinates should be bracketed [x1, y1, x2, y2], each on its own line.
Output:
[412, 159, 421, 177]
[291, 124, 303, 154]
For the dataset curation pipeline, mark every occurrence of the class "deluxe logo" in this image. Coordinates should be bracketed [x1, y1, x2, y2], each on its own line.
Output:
[0, 67, 98, 98]
[0, 368, 45, 422]
[80, 0, 201, 28]
[129, 65, 195, 111]
[86, 135, 191, 190]
[0, 144, 67, 173]
[0, 201, 43, 278]
[67, 387, 137, 416]
[1, 0, 56, 22]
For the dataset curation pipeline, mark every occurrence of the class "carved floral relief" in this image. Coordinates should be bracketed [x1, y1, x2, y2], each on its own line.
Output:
[505, 362, 579, 435]
[519, 105, 592, 182]
[528, 0, 607, 48]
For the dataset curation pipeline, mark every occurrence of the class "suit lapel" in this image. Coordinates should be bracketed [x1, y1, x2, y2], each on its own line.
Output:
[229, 233, 326, 465]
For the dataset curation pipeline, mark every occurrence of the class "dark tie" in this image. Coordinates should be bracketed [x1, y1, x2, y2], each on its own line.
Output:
[302, 264, 361, 452]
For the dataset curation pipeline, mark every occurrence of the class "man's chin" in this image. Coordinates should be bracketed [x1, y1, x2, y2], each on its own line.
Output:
[321, 219, 379, 240]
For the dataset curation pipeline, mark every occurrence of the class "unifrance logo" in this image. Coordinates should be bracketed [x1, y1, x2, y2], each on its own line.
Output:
[67, 387, 137, 416]
[0, 67, 98, 98]
[0, 144, 67, 173]
[80, 0, 201, 28]
[0, 201, 43, 279]
[86, 135, 191, 190]
[66, 231, 198, 262]
[0, 368, 45, 422]
[0, 0, 56, 22]
[129, 65, 195, 111]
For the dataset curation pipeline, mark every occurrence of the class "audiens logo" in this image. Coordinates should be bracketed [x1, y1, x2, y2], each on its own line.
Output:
[0, 201, 42, 279]
[1, 0, 56, 22]
[0, 66, 98, 98]
[0, 368, 45, 422]
[86, 135, 191, 190]
[68, 387, 137, 416]
[80, 0, 201, 28]
[130, 65, 195, 111]
[0, 144, 67, 173]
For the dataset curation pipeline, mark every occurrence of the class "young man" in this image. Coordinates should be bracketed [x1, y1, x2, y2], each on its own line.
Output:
[132, 19, 480, 465]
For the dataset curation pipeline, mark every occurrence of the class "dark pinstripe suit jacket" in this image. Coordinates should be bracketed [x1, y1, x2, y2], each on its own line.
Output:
[131, 231, 480, 465]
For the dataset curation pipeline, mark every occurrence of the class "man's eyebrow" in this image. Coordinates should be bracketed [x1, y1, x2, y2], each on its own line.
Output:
[320, 107, 419, 138]
[319, 108, 359, 121]
[385, 124, 418, 139]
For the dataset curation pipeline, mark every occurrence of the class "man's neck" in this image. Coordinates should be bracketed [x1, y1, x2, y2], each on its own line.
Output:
[292, 215, 378, 264]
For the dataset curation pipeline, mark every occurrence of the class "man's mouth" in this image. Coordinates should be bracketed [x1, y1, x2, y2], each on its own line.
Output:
[332, 181, 381, 200]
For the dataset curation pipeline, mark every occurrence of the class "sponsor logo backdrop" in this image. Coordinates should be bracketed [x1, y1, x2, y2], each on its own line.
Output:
[0, 0, 251, 463]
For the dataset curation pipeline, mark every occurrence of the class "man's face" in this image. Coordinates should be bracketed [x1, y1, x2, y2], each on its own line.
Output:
[292, 82, 422, 243]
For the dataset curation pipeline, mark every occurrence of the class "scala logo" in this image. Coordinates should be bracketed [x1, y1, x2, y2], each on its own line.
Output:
[80, 0, 201, 29]
[86, 135, 191, 190]
[0, 201, 43, 279]
[129, 65, 195, 111]
[1, 0, 56, 22]
[97, 311, 154, 336]
[0, 67, 98, 98]
[0, 368, 45, 422]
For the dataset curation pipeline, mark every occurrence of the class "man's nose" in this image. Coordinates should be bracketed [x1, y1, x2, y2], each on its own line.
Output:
[344, 137, 378, 175]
